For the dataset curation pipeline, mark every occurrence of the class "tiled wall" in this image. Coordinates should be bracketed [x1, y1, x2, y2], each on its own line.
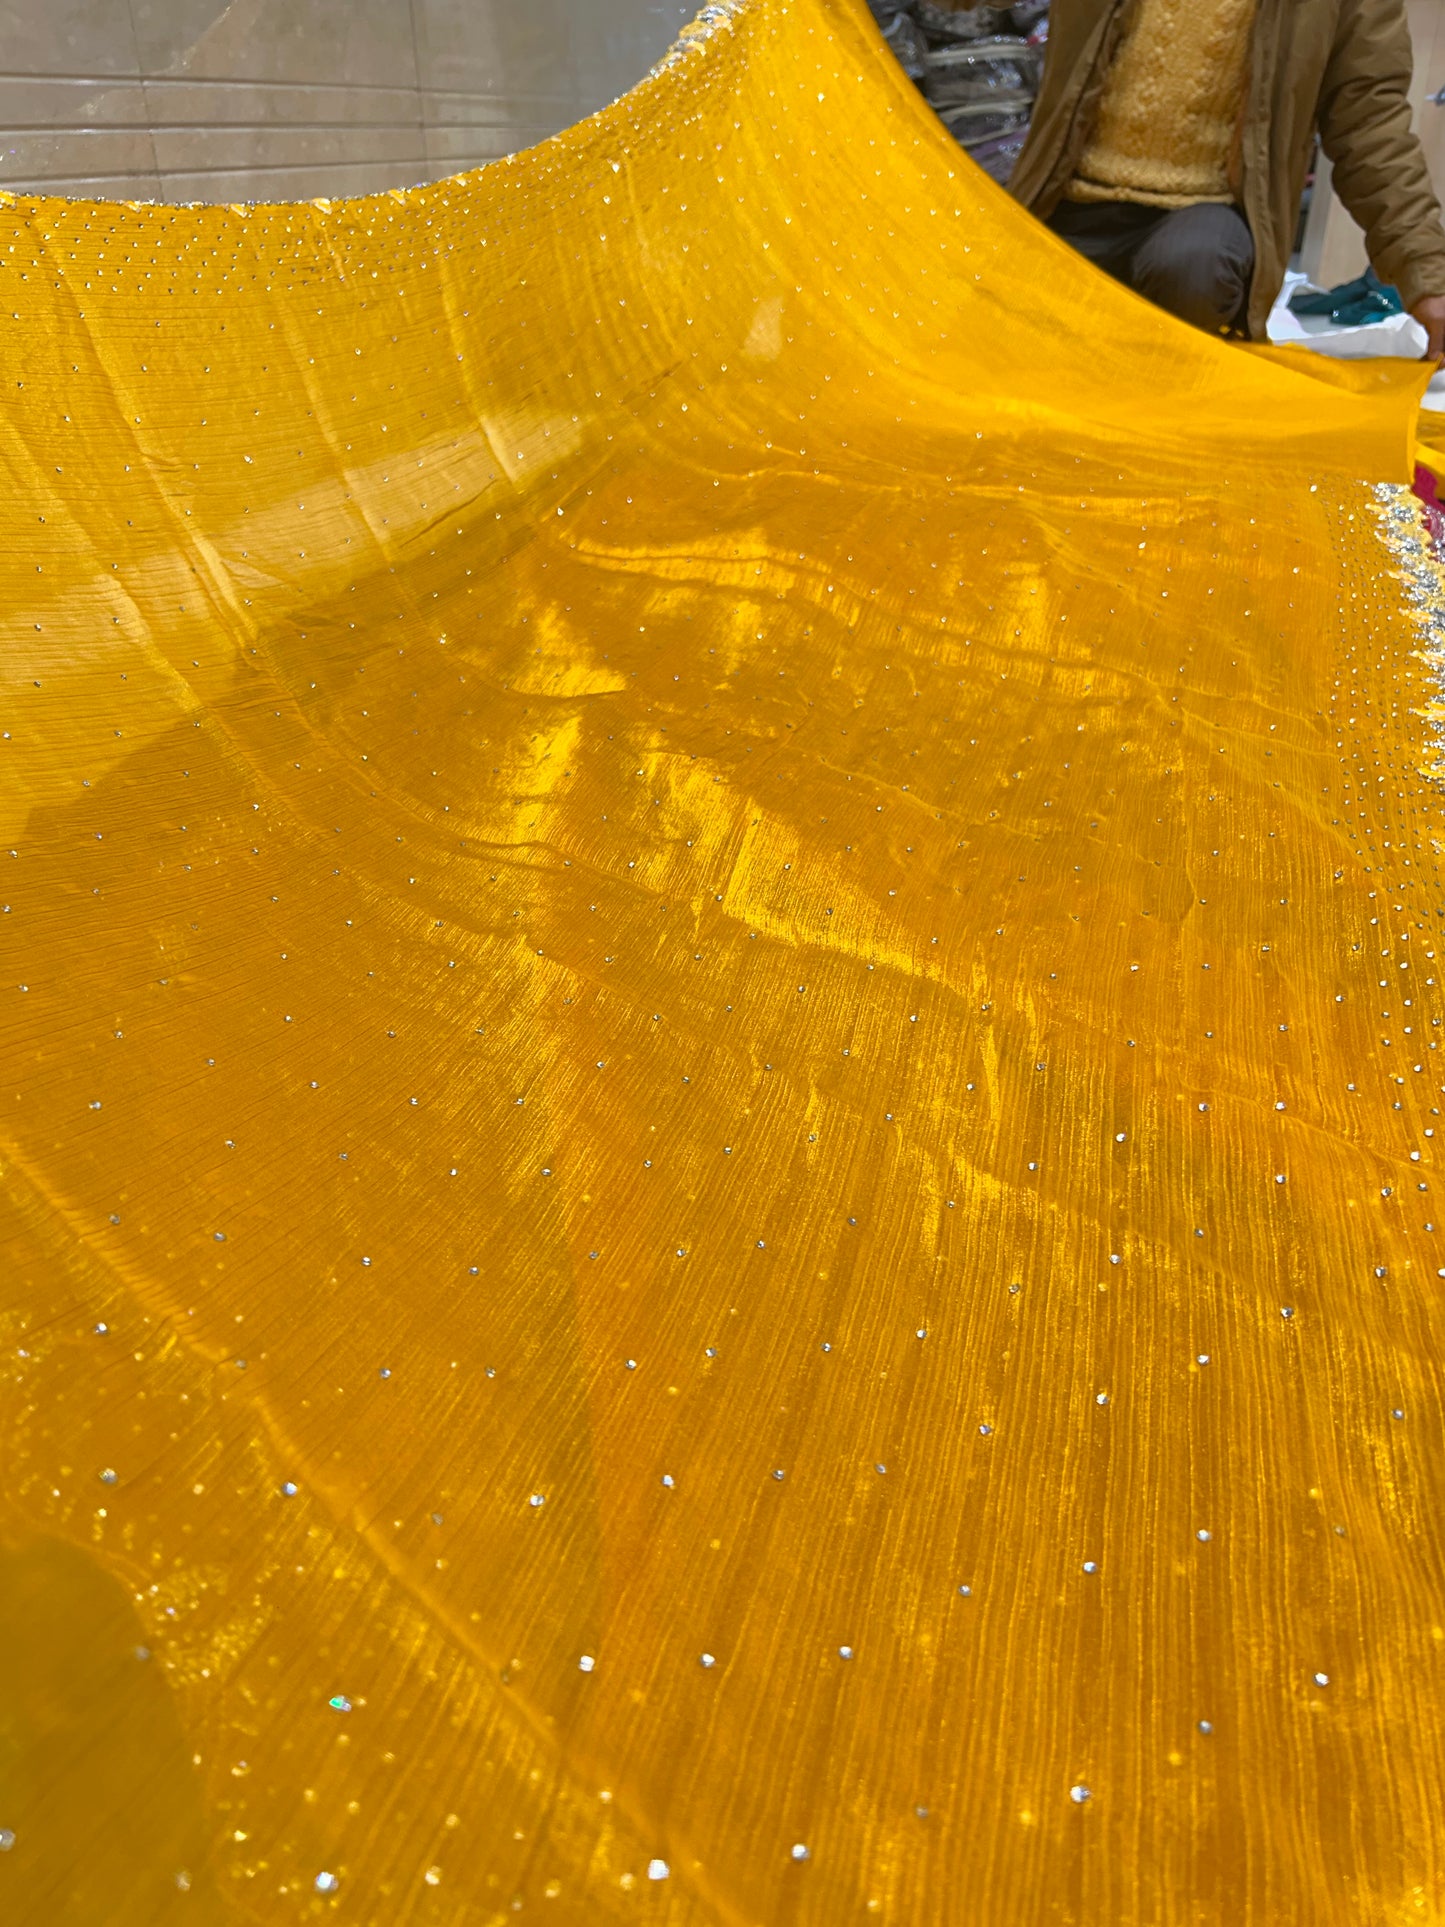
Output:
[0, 0, 696, 204]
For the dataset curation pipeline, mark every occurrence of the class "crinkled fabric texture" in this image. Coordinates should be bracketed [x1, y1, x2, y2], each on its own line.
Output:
[2, 3, 1444, 1924]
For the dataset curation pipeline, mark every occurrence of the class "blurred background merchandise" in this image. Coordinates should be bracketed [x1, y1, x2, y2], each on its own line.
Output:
[867, 0, 1048, 185]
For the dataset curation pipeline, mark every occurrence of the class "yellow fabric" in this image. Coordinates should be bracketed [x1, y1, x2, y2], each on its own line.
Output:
[1417, 411, 1445, 483]
[1068, 0, 1258, 208]
[2, 3, 1444, 1923]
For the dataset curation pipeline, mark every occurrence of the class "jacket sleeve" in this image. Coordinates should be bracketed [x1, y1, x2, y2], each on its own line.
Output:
[1317, 0, 1445, 307]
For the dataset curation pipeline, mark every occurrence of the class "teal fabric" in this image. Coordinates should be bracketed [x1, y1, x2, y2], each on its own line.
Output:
[1289, 265, 1404, 326]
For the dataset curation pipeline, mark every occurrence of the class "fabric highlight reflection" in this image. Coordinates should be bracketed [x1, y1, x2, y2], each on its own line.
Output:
[1, 2, 1444, 1922]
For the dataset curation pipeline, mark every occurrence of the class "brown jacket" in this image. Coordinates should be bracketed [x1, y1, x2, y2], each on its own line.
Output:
[1009, 0, 1445, 339]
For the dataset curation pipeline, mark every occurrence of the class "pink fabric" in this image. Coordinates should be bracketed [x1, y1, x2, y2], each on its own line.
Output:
[1414, 464, 1445, 548]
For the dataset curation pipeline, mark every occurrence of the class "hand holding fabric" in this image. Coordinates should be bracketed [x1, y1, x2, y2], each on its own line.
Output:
[1412, 292, 1445, 358]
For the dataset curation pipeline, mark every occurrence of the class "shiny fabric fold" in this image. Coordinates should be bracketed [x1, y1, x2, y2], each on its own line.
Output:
[3, 3, 1445, 1923]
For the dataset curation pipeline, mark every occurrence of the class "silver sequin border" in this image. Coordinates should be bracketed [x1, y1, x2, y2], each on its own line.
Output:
[1369, 481, 1445, 775]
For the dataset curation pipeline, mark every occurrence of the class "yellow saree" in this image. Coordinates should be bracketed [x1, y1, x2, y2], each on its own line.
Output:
[3, 2, 1444, 1921]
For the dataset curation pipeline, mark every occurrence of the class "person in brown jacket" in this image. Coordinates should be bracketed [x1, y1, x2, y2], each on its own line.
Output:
[1007, 0, 1445, 354]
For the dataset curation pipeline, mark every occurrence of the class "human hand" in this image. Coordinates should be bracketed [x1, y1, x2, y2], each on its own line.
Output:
[1412, 293, 1445, 360]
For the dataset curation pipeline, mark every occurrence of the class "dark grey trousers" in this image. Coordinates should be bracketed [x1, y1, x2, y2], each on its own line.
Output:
[1047, 200, 1256, 337]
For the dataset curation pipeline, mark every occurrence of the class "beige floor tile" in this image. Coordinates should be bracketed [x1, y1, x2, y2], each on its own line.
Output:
[131, 0, 421, 91]
[0, 127, 161, 194]
[139, 77, 422, 132]
[0, 0, 690, 203]
[150, 120, 426, 185]
[0, 76, 151, 130]
[4, 0, 142, 77]
[156, 157, 430, 205]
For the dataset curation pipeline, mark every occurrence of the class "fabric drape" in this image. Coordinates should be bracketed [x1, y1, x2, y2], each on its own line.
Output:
[2, 3, 1444, 1922]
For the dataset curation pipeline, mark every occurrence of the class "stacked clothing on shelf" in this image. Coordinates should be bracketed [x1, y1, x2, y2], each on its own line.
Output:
[867, 0, 1049, 183]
